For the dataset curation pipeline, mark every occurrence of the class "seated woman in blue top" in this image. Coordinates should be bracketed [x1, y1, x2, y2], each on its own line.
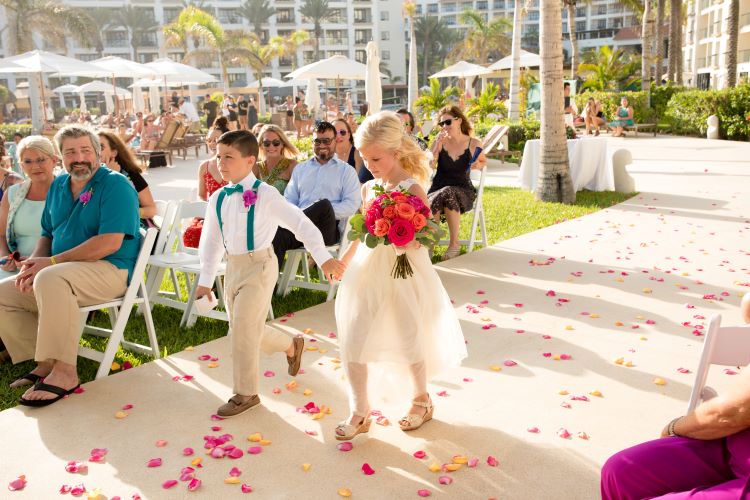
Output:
[609, 97, 634, 138]
[0, 136, 57, 281]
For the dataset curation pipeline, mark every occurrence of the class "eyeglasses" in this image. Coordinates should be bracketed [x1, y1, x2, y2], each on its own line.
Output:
[337, 130, 348, 136]
[313, 137, 333, 145]
[22, 158, 49, 166]
[262, 139, 282, 148]
[438, 118, 454, 128]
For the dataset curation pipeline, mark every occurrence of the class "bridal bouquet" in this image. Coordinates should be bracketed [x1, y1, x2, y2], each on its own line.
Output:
[348, 185, 443, 279]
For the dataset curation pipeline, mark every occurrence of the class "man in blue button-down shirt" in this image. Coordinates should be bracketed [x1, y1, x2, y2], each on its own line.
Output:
[272, 121, 361, 269]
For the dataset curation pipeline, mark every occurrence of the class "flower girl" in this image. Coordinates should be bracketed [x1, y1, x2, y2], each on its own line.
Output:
[334, 111, 467, 440]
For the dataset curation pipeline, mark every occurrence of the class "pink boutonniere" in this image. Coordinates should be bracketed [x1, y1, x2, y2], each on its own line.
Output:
[79, 190, 93, 206]
[242, 190, 257, 208]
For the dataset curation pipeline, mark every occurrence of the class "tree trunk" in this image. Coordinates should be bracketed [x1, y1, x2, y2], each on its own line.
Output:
[667, 0, 678, 82]
[508, 0, 523, 120]
[642, 0, 653, 92]
[422, 32, 430, 87]
[655, 0, 665, 82]
[725, 0, 739, 88]
[566, 2, 578, 79]
[537, 0, 574, 204]
[675, 0, 683, 83]
[314, 23, 321, 61]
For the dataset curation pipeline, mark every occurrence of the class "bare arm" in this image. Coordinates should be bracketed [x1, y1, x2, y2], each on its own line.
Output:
[470, 138, 487, 170]
[138, 187, 157, 219]
[197, 161, 209, 201]
[662, 365, 750, 440]
[0, 189, 11, 256]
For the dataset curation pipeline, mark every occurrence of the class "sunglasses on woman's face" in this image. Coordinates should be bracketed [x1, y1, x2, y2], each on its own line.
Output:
[438, 118, 454, 128]
[337, 129, 348, 136]
[262, 139, 282, 148]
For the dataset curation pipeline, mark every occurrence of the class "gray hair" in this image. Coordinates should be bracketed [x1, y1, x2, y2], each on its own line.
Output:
[17, 135, 58, 161]
[54, 125, 101, 159]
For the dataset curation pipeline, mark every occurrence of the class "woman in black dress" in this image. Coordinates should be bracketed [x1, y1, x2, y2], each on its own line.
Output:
[428, 105, 486, 260]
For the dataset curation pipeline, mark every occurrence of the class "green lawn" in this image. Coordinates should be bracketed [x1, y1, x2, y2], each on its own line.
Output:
[0, 187, 634, 411]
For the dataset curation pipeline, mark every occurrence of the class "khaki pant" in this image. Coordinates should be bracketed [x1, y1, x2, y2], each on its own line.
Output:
[225, 247, 292, 396]
[0, 261, 127, 365]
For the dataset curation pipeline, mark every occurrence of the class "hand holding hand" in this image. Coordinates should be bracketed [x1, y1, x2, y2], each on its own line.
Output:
[14, 256, 53, 293]
[321, 258, 346, 282]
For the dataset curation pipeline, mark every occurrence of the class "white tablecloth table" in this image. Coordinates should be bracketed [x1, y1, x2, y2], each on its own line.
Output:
[519, 137, 614, 192]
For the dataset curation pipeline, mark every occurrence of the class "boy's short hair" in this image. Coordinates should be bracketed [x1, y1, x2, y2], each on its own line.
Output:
[218, 130, 259, 159]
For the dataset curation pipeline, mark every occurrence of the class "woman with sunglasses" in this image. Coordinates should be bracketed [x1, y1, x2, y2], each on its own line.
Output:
[140, 114, 160, 151]
[428, 105, 486, 260]
[332, 119, 363, 174]
[253, 124, 299, 194]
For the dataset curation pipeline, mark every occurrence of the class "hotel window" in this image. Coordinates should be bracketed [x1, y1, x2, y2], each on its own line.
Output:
[382, 50, 390, 60]
[381, 11, 389, 21]
[381, 31, 390, 41]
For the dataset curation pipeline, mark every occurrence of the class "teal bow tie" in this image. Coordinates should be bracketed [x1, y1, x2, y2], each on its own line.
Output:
[222, 184, 244, 195]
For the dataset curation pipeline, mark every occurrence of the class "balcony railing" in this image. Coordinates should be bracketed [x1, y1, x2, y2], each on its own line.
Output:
[741, 12, 750, 27]
[106, 39, 129, 48]
[322, 37, 348, 45]
[696, 56, 707, 67]
[740, 50, 750, 64]
[562, 27, 617, 40]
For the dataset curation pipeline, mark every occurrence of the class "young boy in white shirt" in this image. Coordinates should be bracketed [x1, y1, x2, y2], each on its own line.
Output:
[195, 130, 345, 417]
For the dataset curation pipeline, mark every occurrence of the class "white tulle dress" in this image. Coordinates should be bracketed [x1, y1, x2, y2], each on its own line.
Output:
[335, 179, 467, 391]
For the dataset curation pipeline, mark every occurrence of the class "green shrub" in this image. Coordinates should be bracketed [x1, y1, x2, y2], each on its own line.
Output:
[574, 90, 655, 123]
[292, 136, 313, 159]
[503, 117, 540, 151]
[664, 85, 750, 140]
[0, 124, 32, 140]
[650, 84, 686, 120]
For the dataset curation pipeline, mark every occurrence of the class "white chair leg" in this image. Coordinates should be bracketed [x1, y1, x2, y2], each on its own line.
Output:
[140, 286, 160, 359]
[180, 273, 199, 327]
[279, 252, 302, 296]
[467, 209, 480, 253]
[479, 209, 488, 248]
[94, 305, 131, 379]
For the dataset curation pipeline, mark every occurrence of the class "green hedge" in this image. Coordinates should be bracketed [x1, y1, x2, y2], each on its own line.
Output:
[0, 124, 32, 140]
[664, 85, 750, 140]
[574, 90, 656, 123]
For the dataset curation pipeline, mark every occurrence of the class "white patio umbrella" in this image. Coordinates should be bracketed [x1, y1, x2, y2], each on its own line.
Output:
[487, 50, 541, 71]
[76, 80, 132, 96]
[148, 86, 160, 114]
[305, 78, 321, 119]
[52, 83, 79, 109]
[281, 77, 322, 88]
[286, 55, 384, 105]
[0, 59, 29, 74]
[79, 92, 87, 113]
[90, 56, 156, 114]
[247, 77, 285, 88]
[132, 86, 146, 113]
[143, 58, 216, 110]
[365, 41, 382, 115]
[429, 60, 492, 79]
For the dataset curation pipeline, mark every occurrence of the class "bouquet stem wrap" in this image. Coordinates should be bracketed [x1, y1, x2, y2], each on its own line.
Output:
[391, 246, 414, 279]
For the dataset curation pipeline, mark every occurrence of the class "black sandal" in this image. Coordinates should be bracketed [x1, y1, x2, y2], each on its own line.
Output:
[19, 382, 80, 407]
[11, 372, 43, 387]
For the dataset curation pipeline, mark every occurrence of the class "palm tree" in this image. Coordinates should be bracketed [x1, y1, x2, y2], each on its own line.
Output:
[537, 0, 574, 204]
[238, 0, 276, 36]
[725, 0, 739, 87]
[404, 0, 418, 112]
[277, 29, 309, 69]
[83, 8, 115, 57]
[450, 10, 512, 64]
[163, 6, 214, 55]
[0, 0, 94, 55]
[114, 5, 158, 62]
[189, 28, 255, 89]
[578, 45, 641, 91]
[641, 0, 654, 92]
[508, 0, 523, 120]
[466, 82, 506, 121]
[563, 0, 580, 79]
[414, 78, 460, 118]
[655, 0, 666, 82]
[298, 0, 334, 61]
[667, 0, 682, 82]
[414, 15, 460, 86]
[240, 34, 283, 115]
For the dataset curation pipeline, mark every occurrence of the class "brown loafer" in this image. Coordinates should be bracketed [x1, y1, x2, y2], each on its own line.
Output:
[287, 336, 304, 376]
[217, 394, 261, 418]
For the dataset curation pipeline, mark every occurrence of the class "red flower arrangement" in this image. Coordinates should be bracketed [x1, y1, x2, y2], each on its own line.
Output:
[348, 185, 443, 278]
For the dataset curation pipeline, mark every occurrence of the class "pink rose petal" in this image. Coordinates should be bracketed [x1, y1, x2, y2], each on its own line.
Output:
[162, 480, 178, 489]
[247, 446, 263, 455]
[527, 427, 540, 433]
[486, 456, 499, 467]
[413, 450, 427, 459]
[187, 478, 201, 491]
[241, 484, 253, 493]
[121, 404, 133, 410]
[198, 355, 211, 361]
[210, 414, 226, 421]
[73, 386, 85, 394]
[503, 360, 517, 367]
[418, 489, 431, 497]
[263, 370, 275, 377]
[8, 477, 26, 491]
[65, 461, 88, 474]
[211, 447, 226, 459]
[361, 463, 375, 475]
[182, 447, 194, 456]
[677, 368, 691, 374]
[70, 484, 86, 497]
[146, 458, 162, 468]
[438, 476, 453, 485]
[155, 440, 168, 447]
[467, 458, 479, 468]
[228, 448, 244, 459]
[229, 467, 242, 477]
[436, 390, 449, 397]
[89, 448, 108, 462]
[545, 290, 556, 296]
[337, 442, 353, 452]
[557, 428, 572, 439]
[60, 485, 72, 494]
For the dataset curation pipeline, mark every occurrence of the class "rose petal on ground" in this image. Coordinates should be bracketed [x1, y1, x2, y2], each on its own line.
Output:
[70, 484, 86, 497]
[413, 451, 427, 459]
[578, 432, 590, 440]
[677, 368, 691, 374]
[211, 447, 226, 459]
[211, 426, 222, 432]
[89, 448, 108, 462]
[191, 458, 202, 467]
[302, 463, 311, 471]
[121, 404, 133, 411]
[210, 414, 225, 421]
[376, 416, 390, 426]
[182, 447, 194, 456]
[247, 446, 263, 455]
[428, 463, 441, 472]
[653, 378, 667, 385]
[146, 458, 162, 468]
[452, 456, 468, 465]
[337, 488, 352, 497]
[486, 455, 499, 467]
[162, 480, 178, 489]
[247, 433, 262, 442]
[73, 387, 85, 394]
[65, 461, 88, 474]
[503, 360, 517, 367]
[489, 365, 502, 371]
[443, 463, 461, 472]
[229, 467, 242, 478]
[468, 458, 479, 467]
[545, 290, 556, 296]
[179, 467, 195, 481]
[155, 440, 168, 447]
[361, 463, 375, 475]
[260, 439, 272, 446]
[60, 484, 72, 493]
[417, 489, 431, 497]
[286, 380, 298, 390]
[527, 427, 540, 433]
[337, 442, 353, 452]
[241, 484, 253, 493]
[436, 390, 449, 397]
[272, 388, 282, 394]
[263, 370, 275, 377]
[115, 411, 128, 419]
[228, 448, 244, 459]
[8, 476, 26, 491]
[207, 362, 219, 368]
[514, 303, 523, 308]
[557, 428, 572, 439]
[187, 478, 201, 491]
[725, 368, 738, 375]
[224, 477, 240, 484]
[589, 390, 603, 397]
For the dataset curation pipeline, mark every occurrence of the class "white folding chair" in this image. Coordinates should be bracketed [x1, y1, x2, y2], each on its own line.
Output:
[276, 217, 352, 301]
[78, 228, 160, 379]
[687, 314, 750, 412]
[438, 167, 488, 253]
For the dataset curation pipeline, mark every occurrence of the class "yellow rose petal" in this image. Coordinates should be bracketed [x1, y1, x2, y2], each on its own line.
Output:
[615, 277, 624, 282]
[111, 362, 121, 371]
[589, 390, 603, 397]
[552, 354, 561, 361]
[443, 463, 462, 472]
[452, 455, 468, 464]
[303, 389, 313, 396]
[306, 346, 319, 351]
[635, 315, 645, 320]
[614, 357, 624, 365]
[302, 463, 311, 471]
[191, 458, 202, 466]
[564, 325, 574, 330]
[207, 362, 219, 368]
[185, 346, 194, 351]
[558, 390, 569, 395]
[640, 336, 648, 341]
[624, 361, 634, 367]
[489, 365, 502, 372]
[319, 349, 328, 354]
[428, 463, 442, 472]
[653, 377, 667, 386]
[224, 477, 241, 484]
[642, 288, 652, 294]
[303, 328, 314, 334]
[286, 380, 298, 390]
[589, 313, 600, 319]
[312, 413, 324, 420]
[248, 433, 262, 442]
[615, 321, 625, 326]
[115, 411, 128, 419]
[337, 488, 352, 497]
[260, 439, 272, 446]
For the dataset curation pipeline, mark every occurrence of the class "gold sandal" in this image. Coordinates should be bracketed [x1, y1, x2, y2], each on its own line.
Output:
[442, 247, 461, 261]
[335, 414, 371, 441]
[399, 396, 434, 431]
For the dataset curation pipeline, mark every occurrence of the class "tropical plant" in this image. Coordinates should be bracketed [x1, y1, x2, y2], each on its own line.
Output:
[276, 29, 309, 69]
[83, 8, 115, 57]
[578, 46, 641, 91]
[466, 82, 506, 121]
[726, 0, 739, 87]
[449, 10, 512, 65]
[298, 0, 334, 61]
[0, 0, 94, 55]
[238, 0, 276, 36]
[537, 0, 574, 204]
[114, 5, 159, 62]
[239, 34, 283, 113]
[414, 78, 460, 118]
[414, 15, 461, 86]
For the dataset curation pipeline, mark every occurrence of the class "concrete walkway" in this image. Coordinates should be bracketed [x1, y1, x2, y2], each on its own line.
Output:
[1, 135, 749, 499]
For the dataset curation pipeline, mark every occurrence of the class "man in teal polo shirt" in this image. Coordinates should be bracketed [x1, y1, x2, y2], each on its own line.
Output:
[0, 124, 140, 407]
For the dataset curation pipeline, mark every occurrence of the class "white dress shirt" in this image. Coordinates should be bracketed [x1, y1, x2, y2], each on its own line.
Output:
[179, 101, 200, 122]
[198, 172, 332, 287]
[284, 156, 361, 220]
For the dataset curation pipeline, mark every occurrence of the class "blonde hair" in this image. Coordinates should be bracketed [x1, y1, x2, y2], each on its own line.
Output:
[18, 135, 58, 161]
[257, 124, 299, 161]
[354, 111, 430, 184]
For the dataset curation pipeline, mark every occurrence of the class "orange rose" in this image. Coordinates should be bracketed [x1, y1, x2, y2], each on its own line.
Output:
[391, 194, 408, 204]
[373, 218, 391, 237]
[382, 205, 396, 219]
[395, 202, 416, 220]
[412, 213, 427, 231]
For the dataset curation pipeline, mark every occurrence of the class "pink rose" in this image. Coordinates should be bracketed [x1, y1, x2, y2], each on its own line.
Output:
[407, 196, 426, 212]
[382, 205, 396, 219]
[388, 218, 415, 247]
[242, 190, 257, 208]
[79, 190, 92, 205]
[395, 202, 416, 220]
[373, 218, 391, 237]
[412, 213, 427, 231]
